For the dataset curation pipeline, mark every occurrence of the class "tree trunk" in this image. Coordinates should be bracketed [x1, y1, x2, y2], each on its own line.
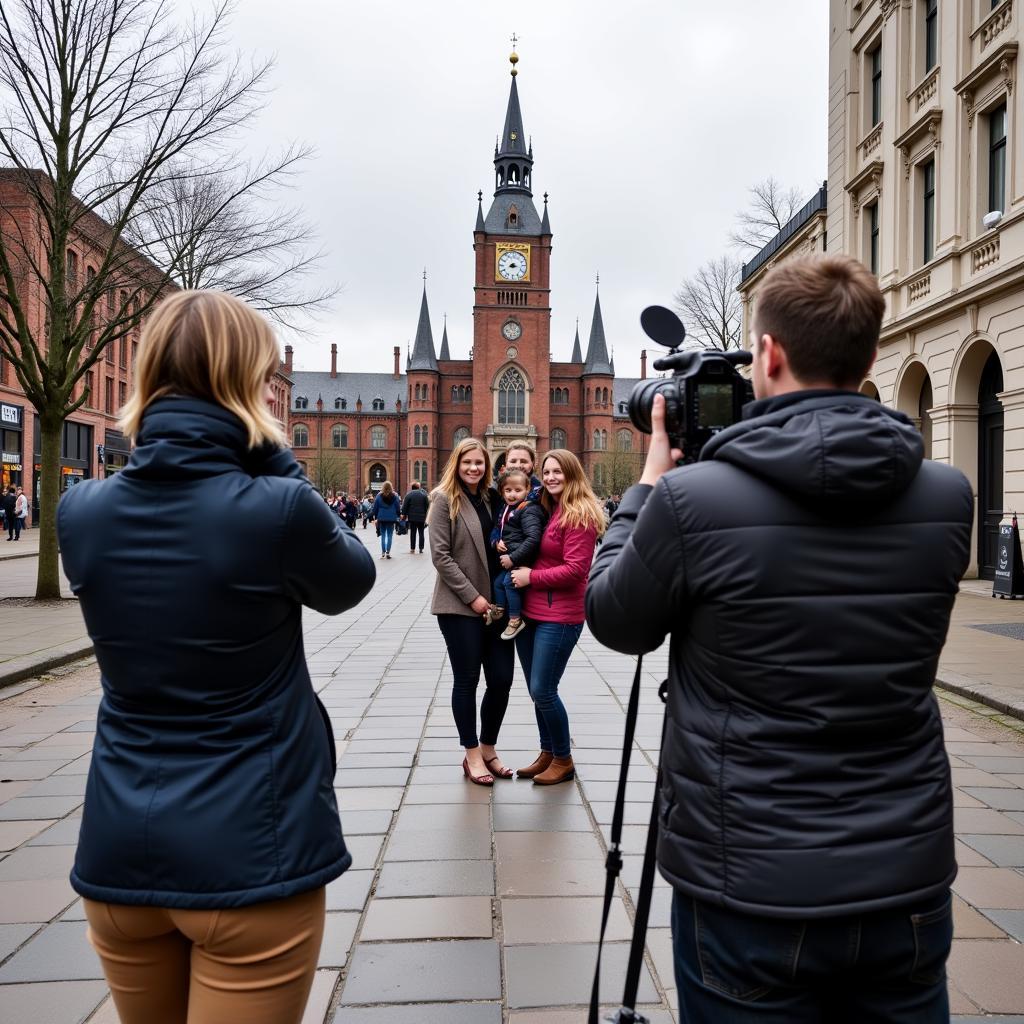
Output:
[35, 414, 64, 600]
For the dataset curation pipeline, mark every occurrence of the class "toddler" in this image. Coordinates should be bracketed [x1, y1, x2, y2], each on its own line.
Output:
[490, 468, 547, 639]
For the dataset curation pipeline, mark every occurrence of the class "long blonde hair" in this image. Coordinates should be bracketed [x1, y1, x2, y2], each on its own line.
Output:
[433, 438, 491, 522]
[119, 290, 286, 449]
[539, 449, 606, 535]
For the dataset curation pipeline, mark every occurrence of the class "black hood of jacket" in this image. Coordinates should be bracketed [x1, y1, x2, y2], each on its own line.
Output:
[700, 389, 924, 510]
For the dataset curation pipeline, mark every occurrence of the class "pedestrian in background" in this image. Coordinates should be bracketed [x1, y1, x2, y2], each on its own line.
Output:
[2, 486, 16, 541]
[15, 485, 28, 530]
[373, 481, 401, 559]
[361, 496, 372, 528]
[429, 437, 514, 786]
[58, 290, 376, 1024]
[402, 480, 430, 553]
[513, 449, 604, 785]
[343, 494, 358, 530]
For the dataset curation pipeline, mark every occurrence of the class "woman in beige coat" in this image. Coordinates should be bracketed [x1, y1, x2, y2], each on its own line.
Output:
[429, 438, 515, 785]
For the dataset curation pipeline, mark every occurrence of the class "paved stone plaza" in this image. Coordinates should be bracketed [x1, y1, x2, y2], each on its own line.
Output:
[2, 529, 1024, 1021]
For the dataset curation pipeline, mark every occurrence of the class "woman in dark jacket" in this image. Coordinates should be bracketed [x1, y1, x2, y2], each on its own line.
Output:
[58, 291, 376, 1024]
[372, 481, 401, 559]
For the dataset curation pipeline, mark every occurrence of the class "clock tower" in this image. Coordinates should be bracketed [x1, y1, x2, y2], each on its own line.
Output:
[471, 47, 553, 461]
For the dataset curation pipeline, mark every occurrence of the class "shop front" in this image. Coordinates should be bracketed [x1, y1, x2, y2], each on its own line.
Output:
[1, 401, 24, 491]
[102, 429, 131, 475]
[32, 418, 93, 517]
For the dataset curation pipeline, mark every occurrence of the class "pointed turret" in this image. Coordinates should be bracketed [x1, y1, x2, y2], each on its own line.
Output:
[439, 316, 451, 361]
[541, 192, 551, 234]
[408, 284, 439, 372]
[484, 48, 543, 233]
[570, 319, 583, 363]
[584, 286, 613, 375]
[475, 191, 486, 232]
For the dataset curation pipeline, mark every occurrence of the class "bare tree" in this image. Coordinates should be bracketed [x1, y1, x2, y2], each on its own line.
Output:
[673, 254, 743, 352]
[308, 449, 351, 497]
[730, 177, 810, 254]
[129, 151, 338, 332]
[0, 0, 324, 597]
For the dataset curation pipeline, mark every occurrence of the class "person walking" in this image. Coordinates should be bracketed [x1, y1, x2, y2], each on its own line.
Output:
[512, 449, 604, 785]
[401, 480, 430, 553]
[361, 496, 372, 528]
[2, 487, 16, 541]
[429, 437, 515, 786]
[373, 481, 401, 559]
[15, 485, 28, 531]
[57, 290, 377, 1024]
[343, 494, 358, 530]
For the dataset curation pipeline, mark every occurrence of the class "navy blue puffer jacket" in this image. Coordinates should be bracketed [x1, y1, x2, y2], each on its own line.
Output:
[58, 397, 376, 908]
[587, 390, 973, 918]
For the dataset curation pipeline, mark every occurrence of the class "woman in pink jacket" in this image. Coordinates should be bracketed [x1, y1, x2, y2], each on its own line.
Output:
[510, 449, 605, 785]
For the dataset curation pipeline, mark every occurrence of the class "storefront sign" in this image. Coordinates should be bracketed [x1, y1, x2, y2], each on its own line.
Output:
[2, 451, 19, 464]
[1, 403, 22, 427]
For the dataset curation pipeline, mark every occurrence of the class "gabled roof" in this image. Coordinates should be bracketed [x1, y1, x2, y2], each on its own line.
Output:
[583, 289, 613, 375]
[290, 371, 406, 413]
[408, 286, 439, 372]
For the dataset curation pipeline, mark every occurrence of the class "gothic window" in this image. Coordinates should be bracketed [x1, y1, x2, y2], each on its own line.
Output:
[616, 429, 633, 452]
[332, 425, 349, 449]
[422, 425, 429, 445]
[371, 425, 387, 449]
[497, 367, 526, 425]
[414, 384, 421, 400]
[593, 430, 601, 450]
[451, 385, 458, 401]
[453, 426, 470, 446]
[414, 425, 422, 446]
[292, 425, 309, 447]
[551, 428, 567, 449]
[601, 429, 608, 449]
[295, 396, 308, 410]
[466, 385, 472, 400]
[372, 396, 385, 411]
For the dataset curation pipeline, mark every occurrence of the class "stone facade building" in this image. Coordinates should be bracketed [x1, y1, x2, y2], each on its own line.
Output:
[740, 0, 1023, 580]
[287, 53, 646, 496]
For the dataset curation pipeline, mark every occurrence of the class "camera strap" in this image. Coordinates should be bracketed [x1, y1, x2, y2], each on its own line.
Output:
[588, 658, 668, 1024]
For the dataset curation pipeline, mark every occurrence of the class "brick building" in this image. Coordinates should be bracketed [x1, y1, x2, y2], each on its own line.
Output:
[0, 171, 293, 517]
[288, 52, 647, 496]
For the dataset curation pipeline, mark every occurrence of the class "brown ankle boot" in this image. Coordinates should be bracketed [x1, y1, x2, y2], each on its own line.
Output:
[517, 751, 553, 779]
[533, 755, 575, 786]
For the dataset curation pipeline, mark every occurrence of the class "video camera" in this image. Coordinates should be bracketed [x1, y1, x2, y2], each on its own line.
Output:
[627, 306, 754, 462]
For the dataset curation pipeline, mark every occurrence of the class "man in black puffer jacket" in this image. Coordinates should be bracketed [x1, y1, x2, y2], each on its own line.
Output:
[586, 255, 972, 1024]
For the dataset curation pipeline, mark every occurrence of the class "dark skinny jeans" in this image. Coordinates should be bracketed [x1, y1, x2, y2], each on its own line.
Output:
[408, 522, 425, 551]
[437, 613, 514, 748]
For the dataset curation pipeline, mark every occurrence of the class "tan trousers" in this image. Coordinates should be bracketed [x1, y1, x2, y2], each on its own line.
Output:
[84, 887, 325, 1024]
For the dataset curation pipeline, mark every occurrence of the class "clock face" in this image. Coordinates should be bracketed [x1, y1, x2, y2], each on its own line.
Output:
[502, 320, 522, 341]
[497, 250, 528, 281]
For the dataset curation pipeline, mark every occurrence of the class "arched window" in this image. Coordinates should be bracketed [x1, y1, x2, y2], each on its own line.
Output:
[551, 428, 567, 449]
[497, 367, 526, 425]
[466, 385, 472, 400]
[371, 426, 387, 449]
[601, 429, 608, 449]
[616, 429, 632, 452]
[414, 383, 420, 400]
[372, 396, 385, 411]
[422, 425, 429, 445]
[453, 426, 470, 446]
[593, 430, 601, 450]
[295, 396, 308, 410]
[562, 388, 569, 404]
[292, 425, 309, 447]
[414, 425, 422, 446]
[451, 385, 458, 401]
[332, 425, 348, 449]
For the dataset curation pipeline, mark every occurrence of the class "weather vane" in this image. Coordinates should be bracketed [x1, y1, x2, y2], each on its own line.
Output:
[510, 32, 518, 48]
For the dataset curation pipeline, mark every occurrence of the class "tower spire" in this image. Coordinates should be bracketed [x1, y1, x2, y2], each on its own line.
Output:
[584, 284, 613, 375]
[439, 313, 451, 361]
[408, 280, 439, 372]
[571, 317, 583, 363]
[494, 43, 532, 197]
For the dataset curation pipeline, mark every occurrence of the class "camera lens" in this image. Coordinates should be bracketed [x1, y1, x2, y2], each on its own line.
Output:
[628, 378, 674, 436]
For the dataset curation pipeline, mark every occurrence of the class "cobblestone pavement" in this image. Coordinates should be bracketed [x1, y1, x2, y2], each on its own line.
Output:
[1, 530, 1024, 1021]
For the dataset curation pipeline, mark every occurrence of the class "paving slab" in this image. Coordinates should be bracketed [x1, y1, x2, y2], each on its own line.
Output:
[331, 1004, 503, 1024]
[0, 979, 106, 1024]
[339, 940, 501, 1004]
[316, 913, 359, 969]
[360, 896, 493, 940]
[0, 921, 102, 981]
[375, 859, 495, 898]
[948, 939, 1024, 1014]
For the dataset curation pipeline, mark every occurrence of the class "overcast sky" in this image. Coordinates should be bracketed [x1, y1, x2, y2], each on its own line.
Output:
[228, 1, 829, 378]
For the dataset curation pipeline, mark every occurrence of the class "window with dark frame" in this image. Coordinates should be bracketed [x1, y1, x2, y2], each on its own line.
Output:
[925, 0, 938, 72]
[868, 202, 880, 275]
[922, 158, 936, 264]
[989, 103, 1007, 215]
[870, 44, 882, 127]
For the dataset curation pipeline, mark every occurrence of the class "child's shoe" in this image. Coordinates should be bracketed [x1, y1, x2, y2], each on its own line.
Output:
[501, 617, 526, 640]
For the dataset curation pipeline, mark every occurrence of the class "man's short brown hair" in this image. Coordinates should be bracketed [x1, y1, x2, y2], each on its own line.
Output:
[753, 255, 884, 387]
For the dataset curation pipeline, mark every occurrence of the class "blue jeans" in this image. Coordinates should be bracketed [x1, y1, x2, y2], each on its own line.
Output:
[379, 522, 394, 553]
[671, 888, 952, 1023]
[514, 621, 582, 758]
[492, 570, 522, 618]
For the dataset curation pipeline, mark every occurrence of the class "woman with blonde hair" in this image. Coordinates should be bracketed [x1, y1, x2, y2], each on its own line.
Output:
[58, 290, 376, 1024]
[429, 437, 515, 785]
[511, 449, 605, 785]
